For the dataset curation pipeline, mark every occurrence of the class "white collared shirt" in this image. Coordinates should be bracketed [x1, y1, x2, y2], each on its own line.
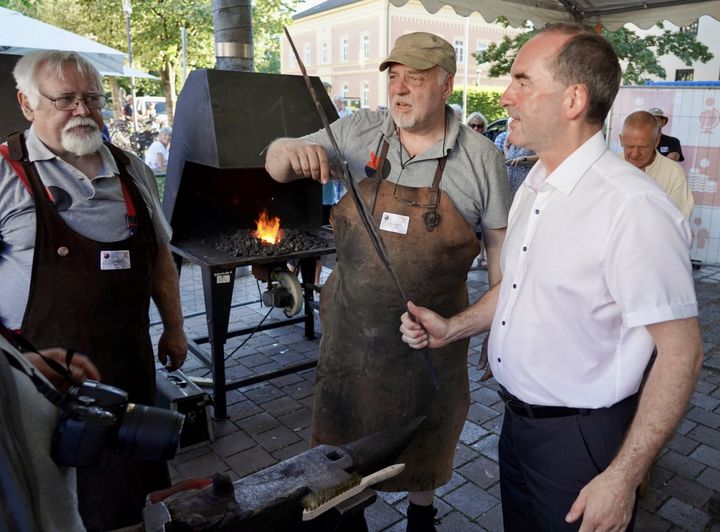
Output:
[489, 131, 698, 408]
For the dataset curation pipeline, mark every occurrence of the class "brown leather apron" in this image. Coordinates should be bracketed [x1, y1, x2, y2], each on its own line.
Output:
[9, 134, 169, 531]
[314, 141, 480, 491]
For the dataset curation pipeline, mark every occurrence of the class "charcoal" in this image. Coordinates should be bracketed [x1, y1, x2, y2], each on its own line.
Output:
[214, 229, 332, 258]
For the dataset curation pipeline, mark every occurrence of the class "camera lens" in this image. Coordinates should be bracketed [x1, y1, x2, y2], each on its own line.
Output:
[114, 404, 185, 461]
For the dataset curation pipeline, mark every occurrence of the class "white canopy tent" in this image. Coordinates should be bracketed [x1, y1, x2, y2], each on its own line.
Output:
[0, 6, 133, 77]
[387, 0, 720, 30]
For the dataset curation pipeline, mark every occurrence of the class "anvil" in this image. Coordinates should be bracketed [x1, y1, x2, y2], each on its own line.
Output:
[161, 416, 425, 531]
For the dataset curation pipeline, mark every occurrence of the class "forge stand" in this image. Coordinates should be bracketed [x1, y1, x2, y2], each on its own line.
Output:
[172, 241, 334, 419]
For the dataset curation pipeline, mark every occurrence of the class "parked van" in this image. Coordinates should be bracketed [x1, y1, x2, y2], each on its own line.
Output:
[135, 96, 168, 125]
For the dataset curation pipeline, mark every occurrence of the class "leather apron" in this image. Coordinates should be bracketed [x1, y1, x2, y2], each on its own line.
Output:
[314, 141, 480, 491]
[9, 134, 169, 531]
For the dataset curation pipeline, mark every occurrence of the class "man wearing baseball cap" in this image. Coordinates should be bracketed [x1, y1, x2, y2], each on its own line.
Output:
[648, 107, 685, 162]
[266, 32, 510, 531]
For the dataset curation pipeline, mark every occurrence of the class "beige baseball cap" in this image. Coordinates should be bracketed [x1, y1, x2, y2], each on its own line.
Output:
[648, 107, 669, 123]
[379, 32, 456, 76]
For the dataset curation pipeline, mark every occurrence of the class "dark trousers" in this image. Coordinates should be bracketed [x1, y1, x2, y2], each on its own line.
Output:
[499, 396, 640, 531]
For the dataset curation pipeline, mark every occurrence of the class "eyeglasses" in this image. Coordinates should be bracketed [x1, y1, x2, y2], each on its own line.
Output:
[469, 123, 485, 131]
[41, 93, 106, 111]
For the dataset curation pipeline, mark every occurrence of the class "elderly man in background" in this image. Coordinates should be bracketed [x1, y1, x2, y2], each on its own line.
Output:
[0, 50, 187, 531]
[401, 23, 702, 531]
[266, 32, 509, 531]
[621, 110, 694, 219]
[648, 107, 685, 162]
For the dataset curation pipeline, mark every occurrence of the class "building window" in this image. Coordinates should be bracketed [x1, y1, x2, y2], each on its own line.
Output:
[362, 82, 370, 108]
[341, 37, 349, 62]
[303, 43, 311, 65]
[676, 69, 694, 81]
[320, 41, 328, 64]
[342, 83, 350, 98]
[289, 51, 297, 68]
[680, 20, 699, 35]
[361, 34, 370, 60]
[454, 39, 465, 64]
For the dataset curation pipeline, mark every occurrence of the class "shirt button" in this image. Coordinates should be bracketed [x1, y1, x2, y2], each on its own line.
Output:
[512, 283, 517, 289]
[522, 246, 527, 251]
[501, 321, 506, 326]
[497, 357, 502, 363]
[535, 209, 540, 214]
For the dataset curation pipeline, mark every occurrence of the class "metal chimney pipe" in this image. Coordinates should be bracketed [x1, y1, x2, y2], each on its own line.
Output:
[212, 0, 254, 72]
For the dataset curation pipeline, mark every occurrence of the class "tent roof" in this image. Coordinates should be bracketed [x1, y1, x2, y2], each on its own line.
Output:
[386, 0, 720, 30]
[296, 0, 720, 29]
[0, 7, 142, 77]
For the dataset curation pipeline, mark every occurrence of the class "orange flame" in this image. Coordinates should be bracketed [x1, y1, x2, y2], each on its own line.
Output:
[253, 210, 284, 244]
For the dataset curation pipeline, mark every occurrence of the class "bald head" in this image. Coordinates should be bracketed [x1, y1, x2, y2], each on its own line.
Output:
[621, 111, 660, 170]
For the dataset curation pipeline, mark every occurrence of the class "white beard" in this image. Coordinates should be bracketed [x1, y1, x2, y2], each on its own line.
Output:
[61, 117, 103, 156]
[391, 98, 417, 130]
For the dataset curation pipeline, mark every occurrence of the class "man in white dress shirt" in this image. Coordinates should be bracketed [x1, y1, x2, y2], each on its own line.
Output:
[400, 23, 702, 531]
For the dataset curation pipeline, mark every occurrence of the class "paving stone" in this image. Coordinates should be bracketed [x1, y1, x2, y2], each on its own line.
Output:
[477, 503, 504, 532]
[472, 433, 500, 462]
[225, 399, 263, 420]
[467, 400, 502, 422]
[283, 379, 316, 400]
[460, 420, 490, 445]
[687, 424, 720, 449]
[262, 395, 303, 417]
[225, 445, 276, 478]
[453, 443, 480, 468]
[666, 433, 700, 456]
[690, 444, 720, 469]
[664, 474, 715, 508]
[470, 387, 502, 407]
[676, 417, 699, 436]
[443, 482, 500, 520]
[656, 497, 710, 530]
[457, 456, 500, 490]
[365, 497, 404, 532]
[174, 451, 229, 478]
[657, 449, 708, 479]
[278, 406, 313, 432]
[436, 471, 468, 497]
[695, 379, 718, 396]
[697, 466, 720, 491]
[210, 431, 256, 458]
[253, 424, 302, 453]
[378, 490, 406, 506]
[271, 439, 310, 461]
[235, 411, 279, 435]
[691, 391, 720, 412]
[634, 508, 673, 531]
[435, 510, 484, 531]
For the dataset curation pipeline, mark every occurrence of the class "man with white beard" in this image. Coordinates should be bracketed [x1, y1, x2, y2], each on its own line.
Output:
[265, 32, 509, 531]
[0, 50, 187, 531]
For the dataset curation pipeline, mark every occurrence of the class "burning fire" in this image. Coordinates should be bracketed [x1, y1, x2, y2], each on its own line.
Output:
[253, 210, 284, 244]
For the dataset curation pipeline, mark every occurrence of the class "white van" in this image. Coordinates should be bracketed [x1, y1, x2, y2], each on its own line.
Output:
[135, 96, 168, 125]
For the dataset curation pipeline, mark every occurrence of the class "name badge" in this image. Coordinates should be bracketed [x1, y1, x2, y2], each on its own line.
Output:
[100, 250, 131, 270]
[379, 212, 410, 235]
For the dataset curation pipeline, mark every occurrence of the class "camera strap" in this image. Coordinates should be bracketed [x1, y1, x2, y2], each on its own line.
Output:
[0, 323, 79, 410]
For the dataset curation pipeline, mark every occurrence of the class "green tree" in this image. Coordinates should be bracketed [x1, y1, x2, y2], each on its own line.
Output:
[448, 87, 506, 122]
[253, 0, 298, 73]
[475, 20, 713, 85]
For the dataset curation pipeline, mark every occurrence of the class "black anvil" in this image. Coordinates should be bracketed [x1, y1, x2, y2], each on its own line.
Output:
[162, 416, 424, 531]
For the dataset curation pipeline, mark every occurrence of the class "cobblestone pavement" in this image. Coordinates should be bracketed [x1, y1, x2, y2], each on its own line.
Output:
[151, 262, 720, 531]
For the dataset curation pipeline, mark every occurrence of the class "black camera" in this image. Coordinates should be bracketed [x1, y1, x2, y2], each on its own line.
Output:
[52, 380, 185, 468]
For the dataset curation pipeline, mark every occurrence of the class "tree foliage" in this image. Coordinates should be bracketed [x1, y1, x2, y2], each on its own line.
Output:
[448, 87, 506, 122]
[253, 0, 298, 73]
[474, 20, 714, 85]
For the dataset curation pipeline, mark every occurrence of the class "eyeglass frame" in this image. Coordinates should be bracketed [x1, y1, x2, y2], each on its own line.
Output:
[468, 123, 485, 131]
[392, 178, 442, 209]
[40, 92, 107, 111]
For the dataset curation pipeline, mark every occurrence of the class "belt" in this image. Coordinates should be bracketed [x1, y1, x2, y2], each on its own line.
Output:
[497, 386, 591, 419]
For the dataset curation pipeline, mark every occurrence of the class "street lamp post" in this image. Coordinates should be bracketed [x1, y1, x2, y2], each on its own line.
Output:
[123, 0, 138, 132]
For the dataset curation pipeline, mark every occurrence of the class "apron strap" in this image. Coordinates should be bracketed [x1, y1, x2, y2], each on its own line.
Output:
[371, 139, 391, 214]
[423, 157, 446, 232]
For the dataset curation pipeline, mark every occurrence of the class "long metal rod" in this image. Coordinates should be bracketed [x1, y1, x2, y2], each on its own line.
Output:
[283, 27, 439, 390]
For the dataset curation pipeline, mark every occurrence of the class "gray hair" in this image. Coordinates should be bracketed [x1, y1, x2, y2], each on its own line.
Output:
[159, 126, 172, 136]
[466, 111, 488, 129]
[13, 50, 103, 109]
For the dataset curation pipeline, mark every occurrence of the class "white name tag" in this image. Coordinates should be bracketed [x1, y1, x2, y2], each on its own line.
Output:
[379, 212, 410, 235]
[100, 250, 131, 270]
